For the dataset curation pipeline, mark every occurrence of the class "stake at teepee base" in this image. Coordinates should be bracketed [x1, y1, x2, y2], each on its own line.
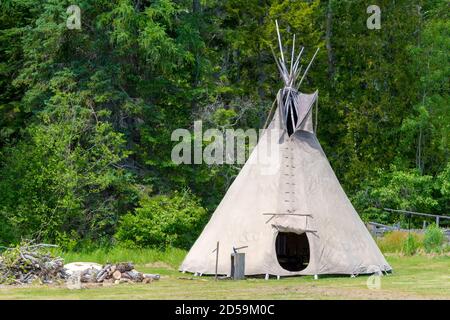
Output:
[180, 22, 391, 278]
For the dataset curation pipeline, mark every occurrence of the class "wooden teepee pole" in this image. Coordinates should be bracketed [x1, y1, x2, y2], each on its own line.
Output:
[290, 34, 295, 76]
[298, 47, 320, 88]
[275, 20, 285, 64]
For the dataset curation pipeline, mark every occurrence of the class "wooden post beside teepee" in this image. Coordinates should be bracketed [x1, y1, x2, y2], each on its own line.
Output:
[214, 241, 219, 281]
[231, 253, 245, 280]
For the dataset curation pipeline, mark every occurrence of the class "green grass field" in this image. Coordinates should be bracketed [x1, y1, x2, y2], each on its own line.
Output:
[0, 249, 449, 300]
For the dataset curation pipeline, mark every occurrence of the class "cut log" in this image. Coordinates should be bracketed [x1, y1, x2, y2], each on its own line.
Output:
[119, 278, 131, 284]
[80, 268, 98, 283]
[96, 271, 108, 283]
[108, 265, 116, 276]
[116, 262, 134, 273]
[95, 264, 111, 282]
[143, 273, 160, 280]
[126, 270, 144, 282]
[112, 270, 122, 280]
[121, 272, 131, 280]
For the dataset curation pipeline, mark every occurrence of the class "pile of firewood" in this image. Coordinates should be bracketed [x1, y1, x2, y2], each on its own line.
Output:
[77, 262, 160, 285]
[0, 241, 68, 285]
[0, 241, 160, 287]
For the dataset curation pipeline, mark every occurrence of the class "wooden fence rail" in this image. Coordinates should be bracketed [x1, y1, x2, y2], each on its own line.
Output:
[383, 208, 450, 227]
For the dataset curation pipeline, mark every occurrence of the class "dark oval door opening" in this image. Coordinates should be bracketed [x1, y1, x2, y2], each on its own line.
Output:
[275, 232, 310, 271]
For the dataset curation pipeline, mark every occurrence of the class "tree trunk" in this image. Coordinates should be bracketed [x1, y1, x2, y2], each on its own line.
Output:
[193, 0, 201, 14]
[325, 0, 335, 80]
[191, 0, 202, 111]
[416, 126, 423, 174]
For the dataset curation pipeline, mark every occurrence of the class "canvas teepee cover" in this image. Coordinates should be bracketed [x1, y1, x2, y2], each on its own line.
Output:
[180, 24, 392, 276]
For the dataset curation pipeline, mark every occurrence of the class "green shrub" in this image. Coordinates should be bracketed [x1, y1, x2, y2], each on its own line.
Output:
[54, 231, 79, 252]
[377, 231, 423, 253]
[423, 224, 445, 253]
[115, 191, 207, 249]
[443, 243, 450, 253]
[402, 234, 420, 256]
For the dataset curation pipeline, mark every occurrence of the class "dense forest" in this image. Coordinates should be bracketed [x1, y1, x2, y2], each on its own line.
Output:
[0, 0, 448, 249]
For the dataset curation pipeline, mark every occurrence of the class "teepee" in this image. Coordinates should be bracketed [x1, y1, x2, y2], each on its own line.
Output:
[180, 22, 392, 277]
